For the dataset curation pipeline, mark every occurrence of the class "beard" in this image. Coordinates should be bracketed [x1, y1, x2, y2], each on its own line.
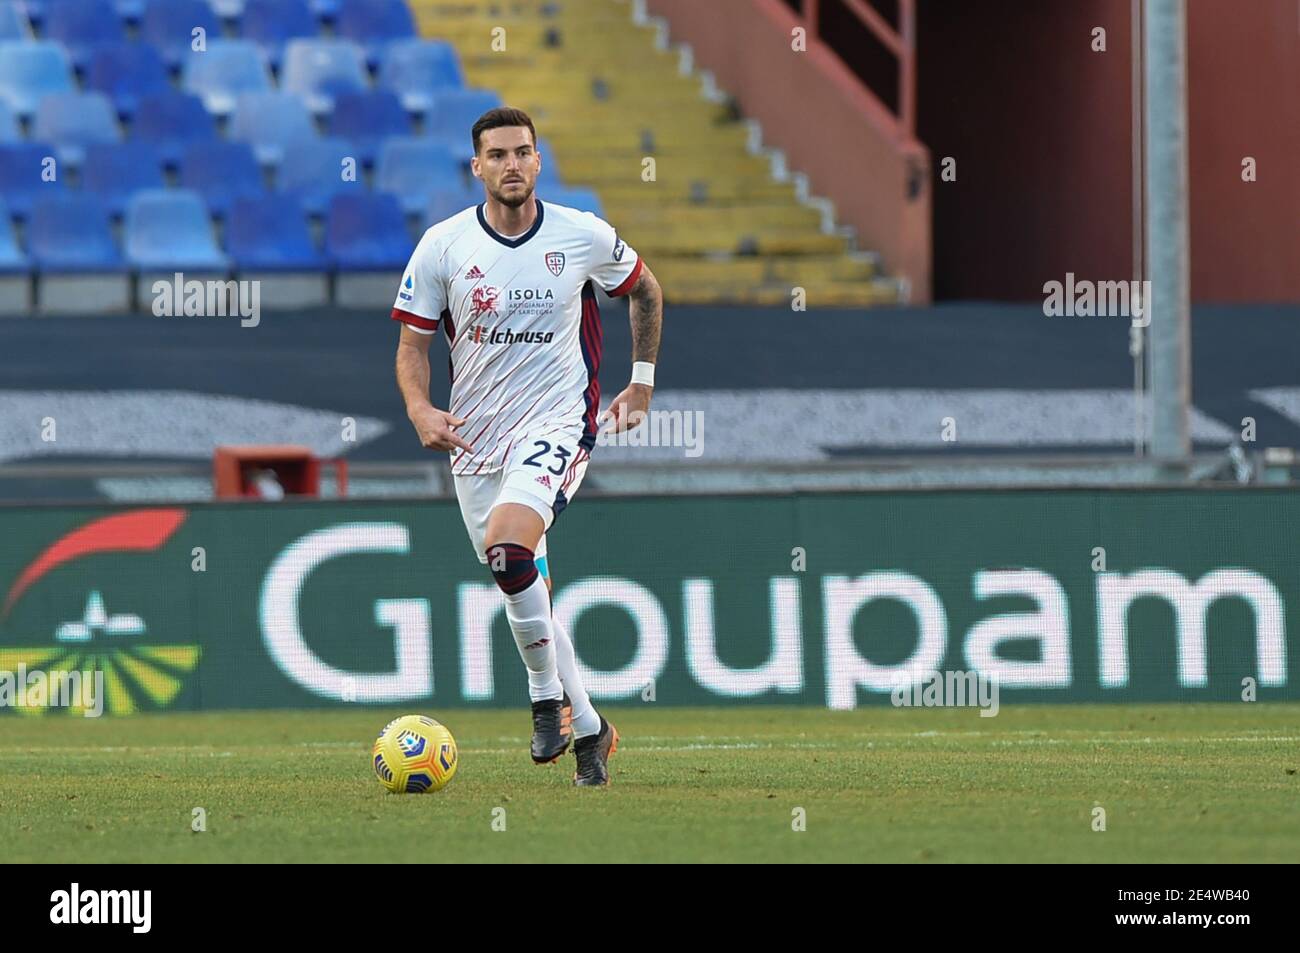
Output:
[489, 180, 534, 208]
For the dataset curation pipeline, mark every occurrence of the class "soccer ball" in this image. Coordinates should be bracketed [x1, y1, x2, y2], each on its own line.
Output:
[372, 715, 459, 794]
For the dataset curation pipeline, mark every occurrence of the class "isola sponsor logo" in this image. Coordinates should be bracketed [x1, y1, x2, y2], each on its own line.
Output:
[465, 324, 555, 345]
[0, 509, 201, 716]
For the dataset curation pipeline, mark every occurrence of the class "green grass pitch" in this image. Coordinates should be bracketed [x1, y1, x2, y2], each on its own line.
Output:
[1, 704, 1296, 863]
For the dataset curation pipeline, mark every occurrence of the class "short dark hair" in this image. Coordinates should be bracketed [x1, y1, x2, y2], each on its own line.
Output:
[472, 107, 537, 154]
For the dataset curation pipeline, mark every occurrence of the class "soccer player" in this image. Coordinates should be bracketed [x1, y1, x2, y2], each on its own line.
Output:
[392, 107, 664, 787]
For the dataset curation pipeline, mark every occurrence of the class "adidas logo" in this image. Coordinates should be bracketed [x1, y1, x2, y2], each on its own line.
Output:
[535, 474, 552, 489]
[466, 265, 485, 280]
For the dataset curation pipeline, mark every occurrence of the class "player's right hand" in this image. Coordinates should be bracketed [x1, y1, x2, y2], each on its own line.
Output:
[409, 405, 474, 453]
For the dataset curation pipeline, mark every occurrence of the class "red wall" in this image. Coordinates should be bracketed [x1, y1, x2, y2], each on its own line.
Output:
[644, 0, 932, 302]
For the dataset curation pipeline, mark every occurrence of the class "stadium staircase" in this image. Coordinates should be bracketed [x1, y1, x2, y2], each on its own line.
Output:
[411, 0, 901, 306]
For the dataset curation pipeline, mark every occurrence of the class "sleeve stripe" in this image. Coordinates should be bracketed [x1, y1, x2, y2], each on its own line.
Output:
[391, 308, 440, 331]
[606, 256, 643, 297]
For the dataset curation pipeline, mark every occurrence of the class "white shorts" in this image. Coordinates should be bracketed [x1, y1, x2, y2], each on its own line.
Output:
[454, 429, 591, 565]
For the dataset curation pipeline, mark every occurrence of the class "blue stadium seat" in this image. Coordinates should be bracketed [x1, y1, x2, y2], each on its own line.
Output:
[209, 0, 247, 18]
[228, 90, 317, 166]
[425, 188, 477, 227]
[11, 0, 45, 27]
[378, 39, 463, 113]
[41, 0, 127, 71]
[326, 192, 411, 270]
[28, 193, 125, 271]
[85, 43, 170, 120]
[227, 194, 324, 270]
[0, 198, 28, 273]
[31, 91, 121, 166]
[0, 99, 18, 141]
[0, 142, 64, 219]
[0, 40, 75, 118]
[423, 88, 503, 143]
[125, 188, 228, 270]
[181, 39, 273, 115]
[179, 139, 265, 217]
[335, 0, 414, 68]
[375, 137, 465, 215]
[131, 90, 218, 167]
[308, 0, 340, 21]
[280, 38, 367, 114]
[80, 141, 166, 218]
[535, 136, 562, 185]
[0, 0, 33, 39]
[326, 89, 410, 167]
[276, 135, 363, 217]
[544, 187, 604, 218]
[141, 0, 223, 70]
[113, 0, 146, 23]
[238, 0, 318, 71]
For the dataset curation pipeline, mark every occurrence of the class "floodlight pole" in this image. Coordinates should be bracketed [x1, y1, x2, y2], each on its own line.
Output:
[1143, 0, 1192, 464]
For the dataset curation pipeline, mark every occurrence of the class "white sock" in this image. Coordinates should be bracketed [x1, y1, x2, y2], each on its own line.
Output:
[550, 615, 601, 738]
[504, 573, 563, 702]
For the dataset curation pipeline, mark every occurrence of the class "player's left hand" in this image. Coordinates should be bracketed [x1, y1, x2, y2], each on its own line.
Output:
[599, 383, 652, 433]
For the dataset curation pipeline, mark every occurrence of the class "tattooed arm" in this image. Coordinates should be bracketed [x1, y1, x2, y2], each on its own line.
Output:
[600, 264, 664, 432]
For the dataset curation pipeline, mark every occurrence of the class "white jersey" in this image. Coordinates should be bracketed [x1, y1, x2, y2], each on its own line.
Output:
[392, 198, 642, 475]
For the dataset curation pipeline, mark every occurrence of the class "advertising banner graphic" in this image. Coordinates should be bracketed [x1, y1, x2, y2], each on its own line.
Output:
[0, 490, 1294, 713]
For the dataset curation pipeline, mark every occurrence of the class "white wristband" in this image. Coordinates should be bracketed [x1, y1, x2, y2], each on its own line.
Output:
[631, 361, 655, 387]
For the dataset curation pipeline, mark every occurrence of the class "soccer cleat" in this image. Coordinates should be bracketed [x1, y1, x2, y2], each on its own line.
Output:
[573, 715, 619, 787]
[531, 693, 572, 764]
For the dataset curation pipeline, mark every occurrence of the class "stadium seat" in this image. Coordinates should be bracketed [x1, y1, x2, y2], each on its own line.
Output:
[179, 139, 265, 217]
[307, 0, 340, 21]
[29, 191, 130, 312]
[237, 0, 319, 71]
[543, 187, 604, 218]
[208, 0, 247, 18]
[0, 0, 33, 39]
[85, 43, 170, 120]
[80, 141, 166, 218]
[41, 0, 127, 71]
[279, 38, 368, 114]
[141, 0, 223, 70]
[0, 198, 27, 271]
[31, 91, 121, 166]
[226, 194, 323, 269]
[181, 39, 273, 116]
[377, 39, 463, 113]
[334, 0, 415, 68]
[326, 192, 410, 270]
[0, 40, 75, 118]
[375, 137, 465, 215]
[228, 90, 317, 166]
[535, 136, 562, 185]
[276, 136, 363, 217]
[0, 195, 28, 312]
[326, 89, 410, 167]
[0, 99, 18, 142]
[0, 142, 64, 219]
[112, 0, 146, 23]
[227, 193, 328, 306]
[425, 188, 476, 226]
[131, 90, 219, 167]
[422, 88, 503, 143]
[124, 188, 228, 271]
[27, 192, 124, 271]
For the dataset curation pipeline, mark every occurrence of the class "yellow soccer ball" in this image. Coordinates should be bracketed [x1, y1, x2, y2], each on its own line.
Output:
[372, 715, 459, 793]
